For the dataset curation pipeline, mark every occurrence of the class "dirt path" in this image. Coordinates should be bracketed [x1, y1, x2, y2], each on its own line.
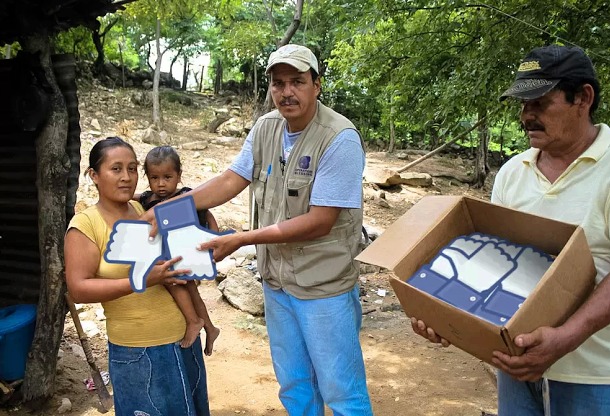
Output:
[1, 86, 498, 416]
[4, 279, 497, 416]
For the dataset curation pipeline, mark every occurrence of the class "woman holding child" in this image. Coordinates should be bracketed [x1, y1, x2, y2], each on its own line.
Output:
[64, 137, 211, 415]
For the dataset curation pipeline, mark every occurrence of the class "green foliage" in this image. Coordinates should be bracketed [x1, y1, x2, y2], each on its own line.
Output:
[47, 0, 610, 154]
[53, 26, 95, 59]
[325, 0, 610, 151]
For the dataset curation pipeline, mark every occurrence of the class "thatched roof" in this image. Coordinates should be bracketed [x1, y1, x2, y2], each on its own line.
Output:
[0, 0, 136, 44]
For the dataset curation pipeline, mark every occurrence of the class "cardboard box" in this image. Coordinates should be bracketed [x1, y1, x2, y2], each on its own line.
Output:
[356, 195, 596, 364]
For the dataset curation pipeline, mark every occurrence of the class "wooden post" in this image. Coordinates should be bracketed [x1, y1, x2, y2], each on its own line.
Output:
[20, 31, 69, 403]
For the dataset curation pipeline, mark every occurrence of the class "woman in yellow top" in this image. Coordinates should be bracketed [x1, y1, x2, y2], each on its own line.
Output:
[64, 137, 210, 415]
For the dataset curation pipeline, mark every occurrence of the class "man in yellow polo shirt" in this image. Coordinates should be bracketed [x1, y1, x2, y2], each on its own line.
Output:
[489, 45, 610, 415]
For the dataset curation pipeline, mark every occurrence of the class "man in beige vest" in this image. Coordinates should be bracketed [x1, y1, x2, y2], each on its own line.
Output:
[144, 44, 373, 415]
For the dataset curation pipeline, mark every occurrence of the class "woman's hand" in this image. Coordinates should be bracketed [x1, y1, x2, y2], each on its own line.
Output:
[146, 256, 191, 287]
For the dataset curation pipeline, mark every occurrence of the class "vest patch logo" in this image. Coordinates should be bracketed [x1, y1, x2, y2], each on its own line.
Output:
[298, 156, 311, 169]
[295, 156, 313, 176]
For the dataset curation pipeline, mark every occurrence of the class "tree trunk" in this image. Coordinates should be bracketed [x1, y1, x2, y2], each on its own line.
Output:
[169, 47, 182, 89]
[152, 18, 163, 129]
[118, 42, 125, 88]
[198, 68, 204, 92]
[4, 44, 10, 59]
[182, 55, 188, 91]
[214, 58, 222, 95]
[277, 0, 304, 46]
[429, 125, 440, 149]
[253, 55, 258, 103]
[91, 18, 118, 75]
[91, 30, 104, 74]
[20, 32, 69, 404]
[388, 98, 396, 153]
[472, 109, 490, 188]
[260, 0, 305, 115]
[146, 43, 153, 71]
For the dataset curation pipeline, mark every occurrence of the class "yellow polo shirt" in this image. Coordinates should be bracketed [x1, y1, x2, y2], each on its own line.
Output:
[492, 123, 610, 384]
[68, 202, 186, 347]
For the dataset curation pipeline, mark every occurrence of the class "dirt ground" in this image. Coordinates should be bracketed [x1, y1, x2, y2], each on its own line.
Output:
[1, 85, 498, 416]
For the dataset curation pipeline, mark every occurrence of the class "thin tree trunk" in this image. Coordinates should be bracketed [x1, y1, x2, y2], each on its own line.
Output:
[472, 109, 490, 188]
[261, 0, 305, 115]
[118, 41, 125, 88]
[91, 18, 118, 75]
[91, 30, 104, 74]
[152, 18, 163, 129]
[198, 68, 204, 92]
[20, 32, 69, 403]
[182, 55, 188, 91]
[169, 47, 182, 88]
[214, 58, 222, 95]
[146, 43, 153, 71]
[277, 0, 304, 46]
[388, 94, 396, 153]
[253, 55, 258, 103]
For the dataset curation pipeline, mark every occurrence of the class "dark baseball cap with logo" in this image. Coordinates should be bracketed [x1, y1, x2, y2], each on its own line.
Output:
[500, 45, 597, 101]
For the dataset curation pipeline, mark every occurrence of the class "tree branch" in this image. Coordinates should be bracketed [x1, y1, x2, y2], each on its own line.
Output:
[397, 113, 495, 173]
[277, 0, 304, 46]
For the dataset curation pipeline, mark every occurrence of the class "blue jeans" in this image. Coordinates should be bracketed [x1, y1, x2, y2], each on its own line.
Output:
[498, 370, 610, 415]
[108, 336, 210, 416]
[263, 282, 373, 416]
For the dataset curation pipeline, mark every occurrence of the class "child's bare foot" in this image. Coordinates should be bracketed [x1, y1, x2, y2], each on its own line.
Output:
[181, 318, 205, 348]
[203, 325, 220, 356]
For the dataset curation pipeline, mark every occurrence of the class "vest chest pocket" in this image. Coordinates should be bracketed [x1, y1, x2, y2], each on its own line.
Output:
[286, 178, 313, 219]
[252, 168, 280, 213]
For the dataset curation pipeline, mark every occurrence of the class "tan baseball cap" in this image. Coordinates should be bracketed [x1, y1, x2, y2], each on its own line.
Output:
[266, 44, 319, 74]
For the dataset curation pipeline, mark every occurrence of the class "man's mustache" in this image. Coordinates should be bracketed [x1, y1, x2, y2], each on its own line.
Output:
[522, 121, 545, 131]
[280, 99, 299, 106]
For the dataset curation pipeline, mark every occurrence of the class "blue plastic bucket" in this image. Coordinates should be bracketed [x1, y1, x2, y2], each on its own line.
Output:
[0, 304, 37, 381]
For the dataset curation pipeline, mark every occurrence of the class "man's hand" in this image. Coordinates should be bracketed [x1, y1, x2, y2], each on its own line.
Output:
[140, 209, 159, 238]
[410, 317, 451, 347]
[491, 326, 571, 381]
[198, 233, 244, 262]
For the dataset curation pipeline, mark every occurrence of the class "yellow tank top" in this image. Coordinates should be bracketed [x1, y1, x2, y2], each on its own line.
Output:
[68, 201, 186, 347]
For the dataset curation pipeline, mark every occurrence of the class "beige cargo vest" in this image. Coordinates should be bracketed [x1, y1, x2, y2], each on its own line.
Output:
[250, 101, 364, 299]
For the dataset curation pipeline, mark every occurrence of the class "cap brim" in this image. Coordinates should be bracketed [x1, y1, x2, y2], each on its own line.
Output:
[499, 78, 560, 101]
[265, 58, 311, 74]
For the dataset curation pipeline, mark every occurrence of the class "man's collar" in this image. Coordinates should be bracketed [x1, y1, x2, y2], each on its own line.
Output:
[522, 124, 610, 165]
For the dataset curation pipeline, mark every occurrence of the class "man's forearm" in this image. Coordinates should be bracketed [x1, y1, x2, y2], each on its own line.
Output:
[239, 206, 341, 246]
[190, 170, 250, 210]
[559, 272, 610, 353]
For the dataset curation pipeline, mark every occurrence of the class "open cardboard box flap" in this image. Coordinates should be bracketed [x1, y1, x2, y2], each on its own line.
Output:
[356, 195, 464, 270]
[357, 195, 596, 364]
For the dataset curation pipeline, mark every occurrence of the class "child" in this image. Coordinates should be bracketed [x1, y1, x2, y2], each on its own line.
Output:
[135, 145, 220, 355]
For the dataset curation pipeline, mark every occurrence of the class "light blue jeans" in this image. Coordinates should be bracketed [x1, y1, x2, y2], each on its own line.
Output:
[498, 370, 610, 415]
[108, 336, 210, 416]
[263, 282, 373, 416]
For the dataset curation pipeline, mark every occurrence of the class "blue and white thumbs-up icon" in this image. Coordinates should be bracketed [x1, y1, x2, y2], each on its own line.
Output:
[105, 196, 234, 293]
[407, 233, 553, 325]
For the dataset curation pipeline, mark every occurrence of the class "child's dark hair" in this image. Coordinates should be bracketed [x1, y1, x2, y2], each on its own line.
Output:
[88, 136, 136, 173]
[144, 146, 181, 175]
